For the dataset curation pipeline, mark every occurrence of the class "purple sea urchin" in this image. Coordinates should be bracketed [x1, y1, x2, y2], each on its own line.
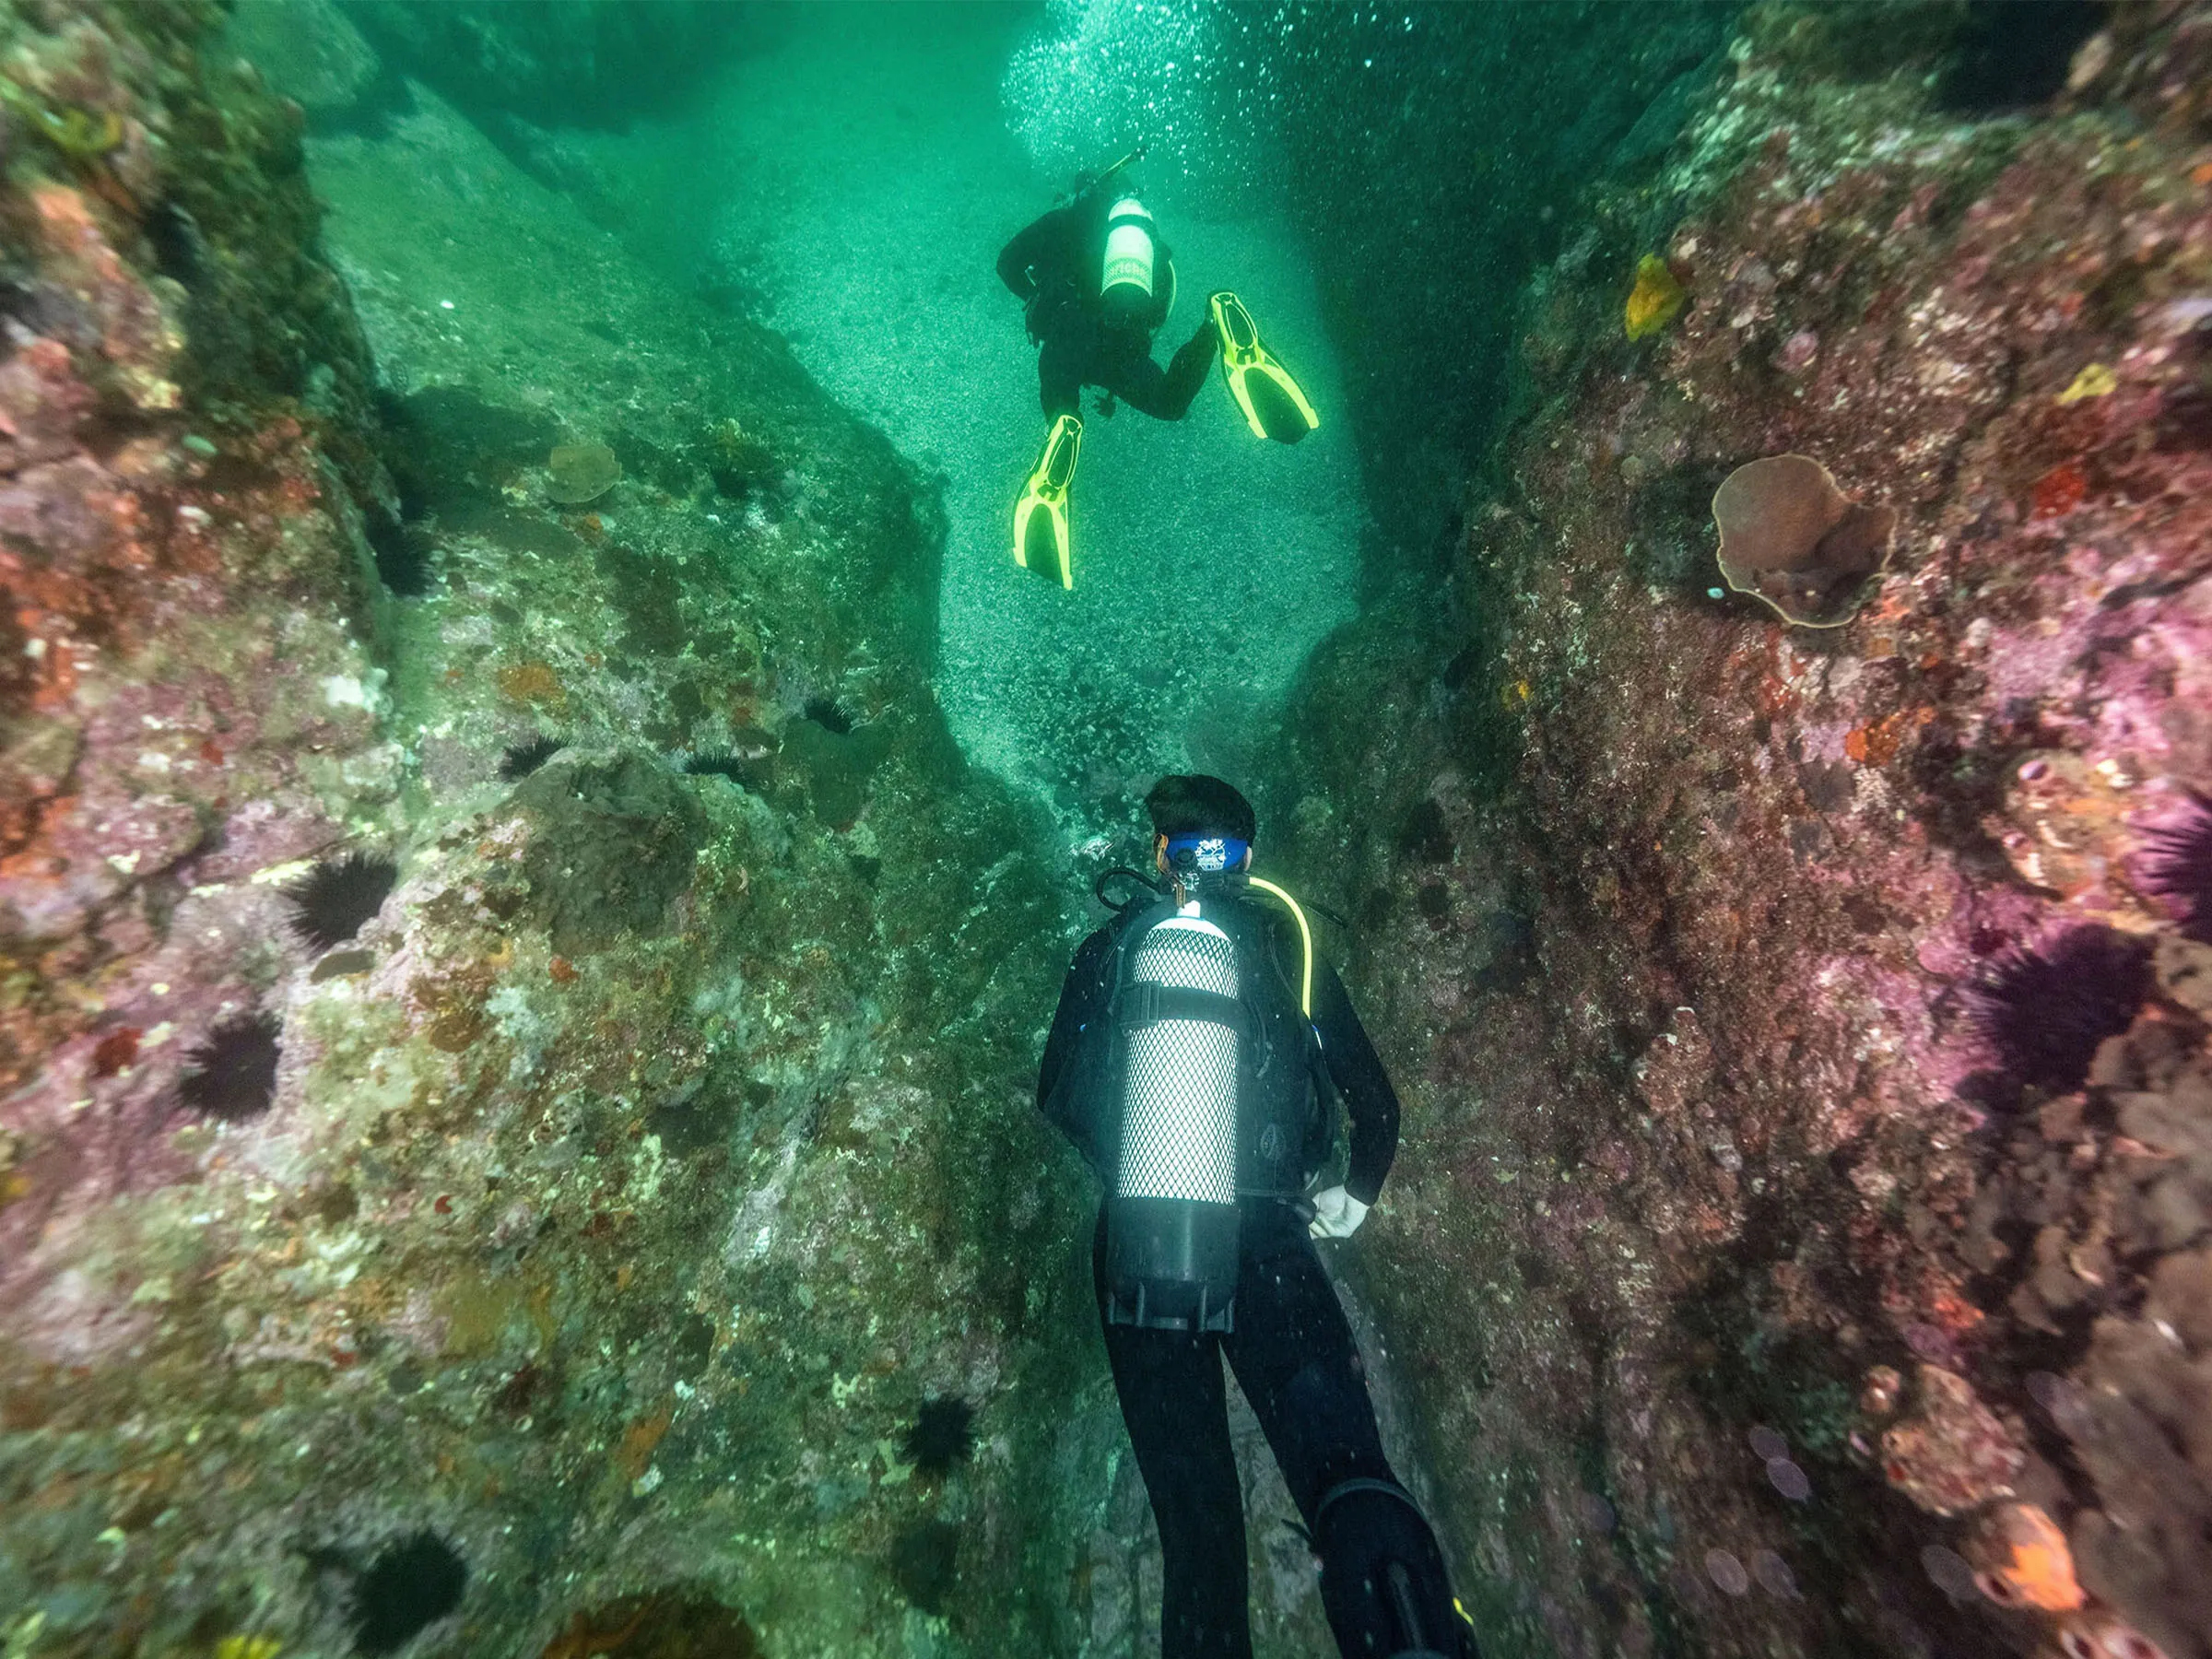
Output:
[499, 734, 564, 782]
[1970, 926, 2151, 1093]
[2137, 792, 2212, 942]
[179, 1012, 281, 1121]
[287, 852, 398, 953]
[901, 1395, 974, 1477]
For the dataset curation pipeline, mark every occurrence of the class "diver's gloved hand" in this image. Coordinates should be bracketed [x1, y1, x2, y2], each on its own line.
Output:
[1308, 1186, 1371, 1240]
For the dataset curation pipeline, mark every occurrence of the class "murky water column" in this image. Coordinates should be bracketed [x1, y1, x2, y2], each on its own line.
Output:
[696, 2, 1360, 840]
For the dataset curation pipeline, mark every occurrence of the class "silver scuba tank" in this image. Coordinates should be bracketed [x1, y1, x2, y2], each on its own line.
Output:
[1103, 907, 1244, 1332]
[1100, 196, 1159, 325]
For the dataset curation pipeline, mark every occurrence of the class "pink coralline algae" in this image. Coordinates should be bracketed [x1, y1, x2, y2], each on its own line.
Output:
[1312, 7, 2212, 1658]
[1880, 1366, 2026, 1518]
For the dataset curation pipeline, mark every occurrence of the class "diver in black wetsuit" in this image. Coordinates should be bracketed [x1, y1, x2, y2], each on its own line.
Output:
[996, 159, 1227, 589]
[996, 177, 1221, 425]
[1038, 774, 1475, 1659]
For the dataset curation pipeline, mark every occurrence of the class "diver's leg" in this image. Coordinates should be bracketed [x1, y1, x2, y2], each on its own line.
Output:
[1099, 320, 1216, 421]
[1225, 1204, 1472, 1658]
[1036, 331, 1085, 421]
[1160, 316, 1223, 415]
[1094, 1210, 1253, 1659]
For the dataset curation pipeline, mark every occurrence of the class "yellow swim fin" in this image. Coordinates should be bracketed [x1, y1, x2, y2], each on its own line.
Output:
[1210, 290, 1317, 445]
[1012, 412, 1080, 589]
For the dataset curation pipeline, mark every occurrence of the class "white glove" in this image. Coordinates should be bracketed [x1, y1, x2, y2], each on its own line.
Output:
[1308, 1186, 1371, 1240]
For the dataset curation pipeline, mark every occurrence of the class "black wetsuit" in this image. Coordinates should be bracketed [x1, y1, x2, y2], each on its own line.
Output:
[997, 196, 1220, 422]
[1038, 898, 1471, 1659]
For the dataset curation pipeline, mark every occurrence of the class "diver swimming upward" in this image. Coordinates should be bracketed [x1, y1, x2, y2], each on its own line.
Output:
[997, 151, 1320, 588]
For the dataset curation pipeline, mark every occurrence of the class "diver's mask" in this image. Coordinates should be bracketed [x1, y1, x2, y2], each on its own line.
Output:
[1162, 833, 1249, 903]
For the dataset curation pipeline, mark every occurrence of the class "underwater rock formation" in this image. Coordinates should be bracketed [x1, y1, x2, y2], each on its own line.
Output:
[0, 6, 1087, 1655]
[337, 0, 774, 129]
[1278, 3, 2212, 1657]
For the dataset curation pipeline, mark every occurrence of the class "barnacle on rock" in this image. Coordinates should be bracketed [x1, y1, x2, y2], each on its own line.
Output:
[287, 852, 398, 952]
[1712, 453, 1896, 628]
[180, 1012, 282, 1122]
[1970, 926, 2151, 1094]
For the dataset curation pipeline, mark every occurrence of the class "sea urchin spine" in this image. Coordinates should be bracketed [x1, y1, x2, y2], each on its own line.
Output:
[2138, 792, 2212, 942]
[1969, 926, 2151, 1094]
[499, 735, 565, 782]
[287, 852, 398, 953]
[179, 1011, 282, 1122]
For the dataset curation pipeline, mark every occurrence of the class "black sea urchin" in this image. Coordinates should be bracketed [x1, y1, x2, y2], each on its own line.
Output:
[902, 1395, 975, 1477]
[681, 751, 771, 791]
[351, 1531, 467, 1655]
[180, 1011, 281, 1121]
[2139, 792, 2212, 942]
[1971, 925, 2151, 1093]
[499, 734, 564, 782]
[287, 853, 397, 953]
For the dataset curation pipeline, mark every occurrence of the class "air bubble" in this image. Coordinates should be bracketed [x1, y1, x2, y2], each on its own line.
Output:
[1704, 1548, 1750, 1595]
[1920, 1544, 1977, 1601]
[1766, 1457, 1812, 1501]
[1751, 1549, 1800, 1599]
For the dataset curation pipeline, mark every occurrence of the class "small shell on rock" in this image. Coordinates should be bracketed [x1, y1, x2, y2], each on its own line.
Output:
[1862, 1364, 1904, 1417]
[1712, 453, 1896, 629]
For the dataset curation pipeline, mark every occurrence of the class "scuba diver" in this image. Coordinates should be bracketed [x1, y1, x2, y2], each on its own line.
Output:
[998, 152, 1320, 589]
[1038, 775, 1476, 1659]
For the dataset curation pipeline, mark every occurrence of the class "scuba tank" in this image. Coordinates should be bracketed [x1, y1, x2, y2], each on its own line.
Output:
[1099, 841, 1324, 1334]
[1103, 901, 1246, 1332]
[1100, 197, 1160, 325]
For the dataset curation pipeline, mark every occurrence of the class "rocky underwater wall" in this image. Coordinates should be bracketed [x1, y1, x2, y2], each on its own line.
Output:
[1274, 4, 2212, 1658]
[0, 3, 1135, 1655]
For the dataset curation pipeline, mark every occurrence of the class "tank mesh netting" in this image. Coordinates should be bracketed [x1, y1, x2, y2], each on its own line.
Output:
[1115, 920, 1241, 1205]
